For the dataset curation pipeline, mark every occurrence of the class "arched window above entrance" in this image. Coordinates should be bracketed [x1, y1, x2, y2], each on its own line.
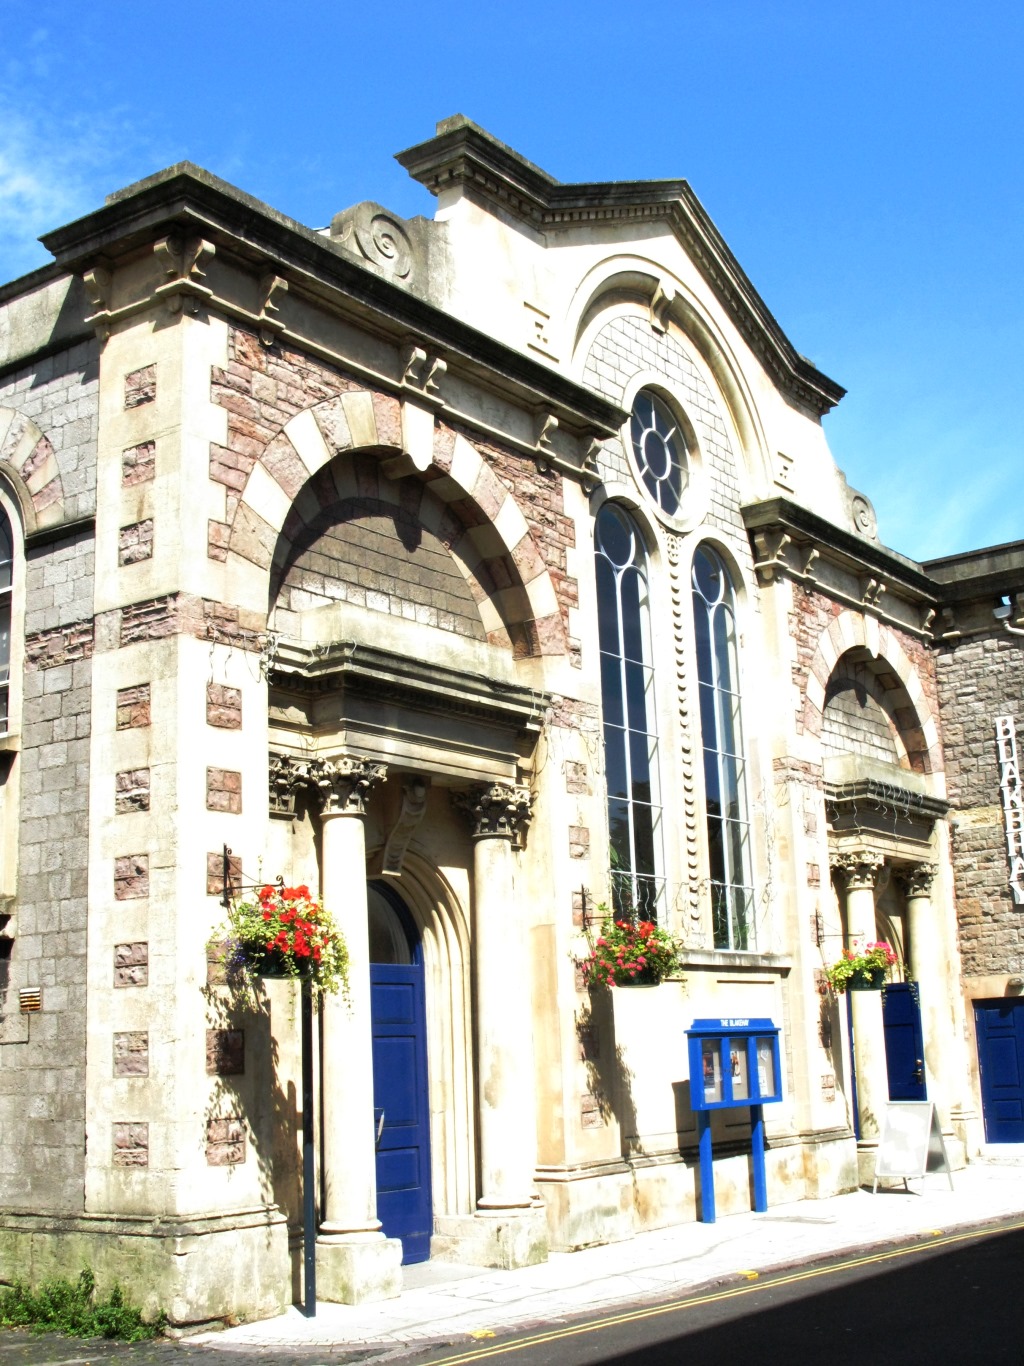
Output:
[367, 881, 417, 965]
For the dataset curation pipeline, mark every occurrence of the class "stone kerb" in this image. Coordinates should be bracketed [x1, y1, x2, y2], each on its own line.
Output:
[803, 609, 941, 771]
[0, 406, 68, 532]
[220, 389, 565, 656]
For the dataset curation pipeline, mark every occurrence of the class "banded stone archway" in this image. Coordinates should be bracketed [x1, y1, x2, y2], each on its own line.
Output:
[214, 388, 567, 656]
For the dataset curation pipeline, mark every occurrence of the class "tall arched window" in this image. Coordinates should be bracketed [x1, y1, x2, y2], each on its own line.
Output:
[692, 545, 754, 950]
[0, 510, 12, 736]
[595, 503, 664, 918]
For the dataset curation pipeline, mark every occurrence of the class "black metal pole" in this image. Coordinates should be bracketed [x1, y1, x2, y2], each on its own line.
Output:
[301, 979, 317, 1317]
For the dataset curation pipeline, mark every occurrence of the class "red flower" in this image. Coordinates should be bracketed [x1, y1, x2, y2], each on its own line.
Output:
[262, 910, 272, 921]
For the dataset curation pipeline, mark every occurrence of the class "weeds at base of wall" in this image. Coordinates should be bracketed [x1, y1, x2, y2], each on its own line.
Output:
[0, 1267, 165, 1341]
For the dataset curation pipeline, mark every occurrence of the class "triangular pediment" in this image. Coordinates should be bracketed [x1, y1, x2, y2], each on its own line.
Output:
[397, 117, 845, 416]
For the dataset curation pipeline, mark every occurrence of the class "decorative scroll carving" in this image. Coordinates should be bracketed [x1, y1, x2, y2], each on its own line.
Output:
[152, 234, 215, 316]
[580, 436, 603, 495]
[317, 756, 388, 817]
[268, 753, 303, 816]
[267, 752, 387, 818]
[257, 273, 288, 347]
[402, 344, 447, 400]
[850, 493, 878, 540]
[454, 782, 533, 844]
[860, 576, 886, 610]
[830, 850, 886, 892]
[382, 778, 429, 877]
[896, 862, 937, 899]
[649, 281, 674, 334]
[534, 412, 559, 475]
[335, 207, 414, 280]
[752, 528, 791, 584]
[82, 267, 113, 339]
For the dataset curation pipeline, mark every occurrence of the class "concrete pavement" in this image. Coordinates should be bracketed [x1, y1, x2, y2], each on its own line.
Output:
[194, 1151, 1024, 1351]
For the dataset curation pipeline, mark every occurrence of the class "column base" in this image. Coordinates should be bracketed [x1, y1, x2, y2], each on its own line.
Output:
[315, 1235, 402, 1304]
[432, 1208, 548, 1270]
[856, 1141, 880, 1187]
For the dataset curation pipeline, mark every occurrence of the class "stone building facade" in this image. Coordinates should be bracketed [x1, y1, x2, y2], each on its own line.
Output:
[0, 117, 1019, 1325]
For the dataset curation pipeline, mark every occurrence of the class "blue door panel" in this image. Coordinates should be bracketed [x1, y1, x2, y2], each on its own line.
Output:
[373, 982, 416, 1024]
[371, 958, 432, 1262]
[883, 983, 927, 1102]
[976, 1000, 1024, 1142]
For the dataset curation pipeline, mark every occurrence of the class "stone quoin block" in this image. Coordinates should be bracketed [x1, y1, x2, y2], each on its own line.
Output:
[568, 825, 590, 859]
[206, 768, 242, 814]
[206, 940, 232, 986]
[116, 683, 151, 729]
[206, 1029, 245, 1076]
[113, 1031, 149, 1077]
[115, 768, 151, 814]
[112, 1122, 149, 1167]
[121, 440, 155, 485]
[206, 682, 242, 729]
[124, 364, 156, 408]
[118, 519, 154, 566]
[114, 942, 148, 988]
[207, 850, 242, 898]
[580, 1092, 604, 1129]
[564, 760, 588, 794]
[206, 1116, 246, 1165]
[114, 855, 149, 900]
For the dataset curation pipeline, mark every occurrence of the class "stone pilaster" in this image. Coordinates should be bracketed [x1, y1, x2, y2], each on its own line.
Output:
[434, 782, 547, 1270]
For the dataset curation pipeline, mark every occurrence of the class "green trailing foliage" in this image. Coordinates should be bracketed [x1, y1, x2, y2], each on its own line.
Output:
[0, 1267, 164, 1341]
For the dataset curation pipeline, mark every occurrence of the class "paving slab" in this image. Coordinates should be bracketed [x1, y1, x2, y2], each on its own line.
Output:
[187, 1160, 1024, 1352]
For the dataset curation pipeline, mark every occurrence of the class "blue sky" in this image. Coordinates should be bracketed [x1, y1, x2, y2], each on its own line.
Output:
[2, 0, 1020, 562]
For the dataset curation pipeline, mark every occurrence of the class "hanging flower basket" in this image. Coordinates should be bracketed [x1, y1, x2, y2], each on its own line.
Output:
[825, 941, 898, 995]
[579, 915, 684, 988]
[214, 883, 349, 1005]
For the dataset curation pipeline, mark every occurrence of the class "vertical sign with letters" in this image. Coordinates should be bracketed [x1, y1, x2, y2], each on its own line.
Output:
[995, 716, 1024, 904]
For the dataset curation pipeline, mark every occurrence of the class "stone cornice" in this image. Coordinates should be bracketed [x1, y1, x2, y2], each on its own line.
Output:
[270, 638, 550, 740]
[742, 497, 946, 640]
[38, 164, 625, 454]
[396, 117, 846, 417]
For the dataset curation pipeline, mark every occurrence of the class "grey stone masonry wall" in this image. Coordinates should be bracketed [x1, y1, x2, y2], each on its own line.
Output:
[936, 632, 1024, 977]
[0, 335, 98, 1216]
[0, 339, 99, 528]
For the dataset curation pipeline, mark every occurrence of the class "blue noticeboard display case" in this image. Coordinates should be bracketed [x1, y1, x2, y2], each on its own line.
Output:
[684, 1018, 783, 1223]
[686, 1018, 783, 1110]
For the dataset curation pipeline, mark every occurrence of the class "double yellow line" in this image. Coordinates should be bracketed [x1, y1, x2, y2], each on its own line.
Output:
[427, 1220, 1024, 1366]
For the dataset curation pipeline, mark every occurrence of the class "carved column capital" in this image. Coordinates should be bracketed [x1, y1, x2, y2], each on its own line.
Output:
[454, 782, 533, 843]
[830, 850, 886, 892]
[896, 862, 937, 899]
[315, 755, 388, 817]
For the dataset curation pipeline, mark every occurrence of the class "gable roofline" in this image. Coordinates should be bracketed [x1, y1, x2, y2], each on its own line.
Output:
[397, 117, 846, 417]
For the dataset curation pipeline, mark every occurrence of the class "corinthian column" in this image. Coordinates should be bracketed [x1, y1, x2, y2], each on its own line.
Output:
[899, 863, 949, 1123]
[456, 782, 537, 1211]
[312, 755, 402, 1303]
[832, 851, 887, 1166]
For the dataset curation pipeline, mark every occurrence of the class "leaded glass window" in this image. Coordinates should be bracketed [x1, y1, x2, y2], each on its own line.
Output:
[595, 503, 664, 918]
[629, 390, 687, 517]
[692, 545, 754, 950]
[0, 512, 11, 736]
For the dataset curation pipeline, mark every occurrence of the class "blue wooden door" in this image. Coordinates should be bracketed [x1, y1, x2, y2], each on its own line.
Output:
[975, 999, 1024, 1143]
[883, 982, 927, 1102]
[368, 883, 432, 1263]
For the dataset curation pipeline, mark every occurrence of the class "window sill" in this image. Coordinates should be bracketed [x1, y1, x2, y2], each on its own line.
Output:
[0, 733, 19, 753]
[681, 950, 792, 973]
